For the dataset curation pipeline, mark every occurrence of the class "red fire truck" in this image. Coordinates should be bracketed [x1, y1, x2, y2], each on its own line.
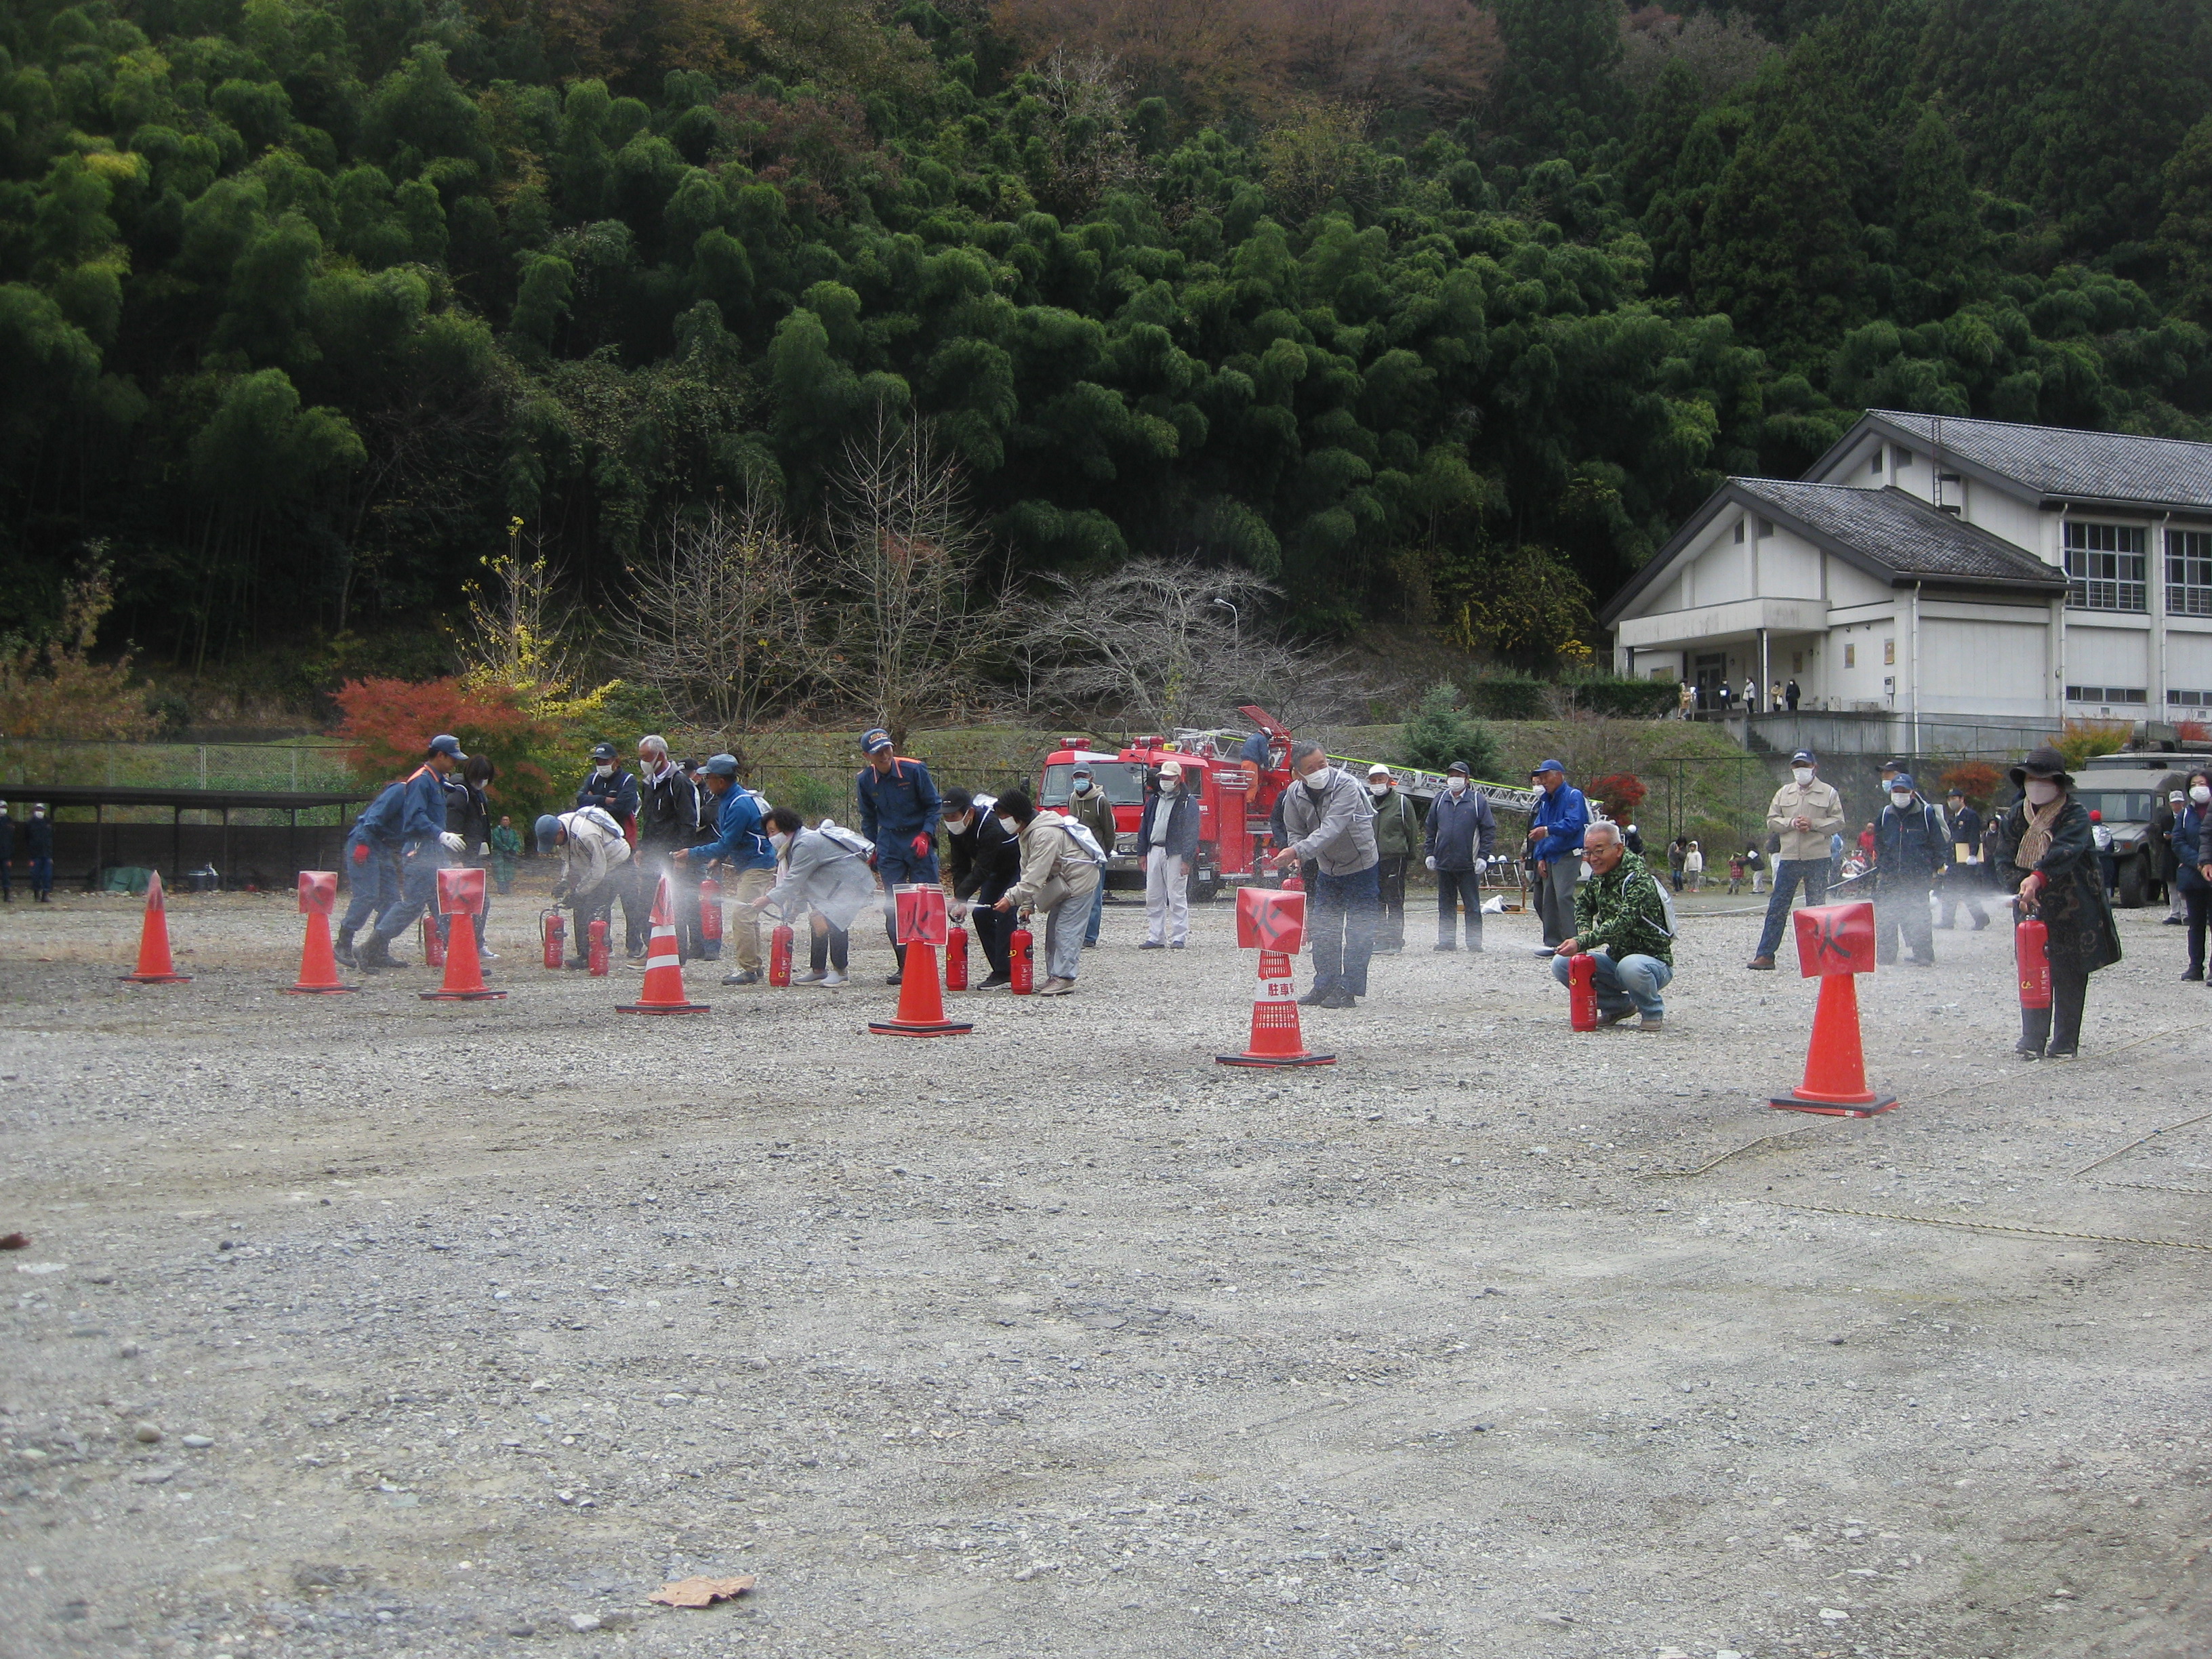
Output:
[1037, 705, 1536, 899]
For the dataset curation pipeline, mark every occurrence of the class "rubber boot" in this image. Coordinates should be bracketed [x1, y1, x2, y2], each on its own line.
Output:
[333, 929, 359, 969]
[359, 933, 400, 973]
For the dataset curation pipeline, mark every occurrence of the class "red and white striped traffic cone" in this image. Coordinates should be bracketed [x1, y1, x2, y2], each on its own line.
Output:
[617, 876, 710, 1015]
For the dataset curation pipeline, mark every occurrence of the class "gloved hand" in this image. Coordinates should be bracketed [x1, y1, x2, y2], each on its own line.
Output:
[439, 832, 466, 854]
[478, 841, 491, 857]
[352, 842, 369, 864]
[912, 832, 933, 858]
[1424, 855, 1438, 872]
[1471, 857, 1486, 874]
[550, 880, 571, 903]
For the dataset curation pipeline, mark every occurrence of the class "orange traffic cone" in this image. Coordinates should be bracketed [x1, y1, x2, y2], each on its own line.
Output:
[1216, 949, 1334, 1067]
[286, 909, 354, 995]
[618, 876, 710, 1015]
[119, 872, 190, 985]
[1770, 973, 1897, 1117]
[422, 911, 505, 1002]
[868, 942, 972, 1037]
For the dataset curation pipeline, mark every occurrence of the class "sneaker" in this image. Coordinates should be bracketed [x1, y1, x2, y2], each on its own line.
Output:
[1169, 941, 1186, 950]
[820, 971, 847, 987]
[721, 969, 760, 986]
[565, 958, 590, 972]
[1296, 986, 1330, 1006]
[2045, 1046, 2078, 1061]
[2014, 1038, 2045, 1059]
[792, 970, 827, 984]
[478, 947, 499, 962]
[1138, 940, 1165, 950]
[977, 970, 1012, 989]
[1036, 977, 1074, 996]
[886, 972, 903, 986]
[1637, 1014, 1665, 1032]
[1746, 955, 1776, 970]
[1433, 943, 1456, 953]
[2186, 966, 2205, 982]
[1320, 986, 1357, 1008]
[1599, 1005, 1637, 1027]
[1082, 939, 1099, 949]
[1532, 945, 1560, 958]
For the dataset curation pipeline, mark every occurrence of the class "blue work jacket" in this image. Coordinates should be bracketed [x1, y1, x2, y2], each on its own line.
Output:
[689, 784, 776, 872]
[1529, 782, 1589, 863]
[857, 757, 941, 854]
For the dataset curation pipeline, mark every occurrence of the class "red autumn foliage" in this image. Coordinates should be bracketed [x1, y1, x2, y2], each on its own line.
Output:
[1939, 760, 2003, 808]
[333, 677, 567, 815]
[1589, 771, 1647, 821]
[714, 89, 897, 217]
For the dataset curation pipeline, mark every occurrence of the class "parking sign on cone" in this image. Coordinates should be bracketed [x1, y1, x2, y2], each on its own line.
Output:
[618, 875, 710, 1015]
[1216, 888, 1333, 1067]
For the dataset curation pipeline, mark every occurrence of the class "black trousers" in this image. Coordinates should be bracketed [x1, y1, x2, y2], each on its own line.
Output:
[806, 919, 851, 973]
[1374, 855, 1407, 949]
[2187, 883, 2210, 972]
[2020, 960, 2090, 1056]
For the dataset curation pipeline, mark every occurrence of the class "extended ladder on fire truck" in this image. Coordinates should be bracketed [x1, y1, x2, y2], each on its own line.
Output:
[1321, 755, 1540, 817]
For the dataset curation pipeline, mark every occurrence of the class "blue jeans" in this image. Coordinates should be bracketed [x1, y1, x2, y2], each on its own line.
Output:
[30, 856, 53, 898]
[1551, 950, 1673, 1018]
[373, 840, 447, 944]
[1310, 863, 1380, 997]
[339, 836, 400, 937]
[1755, 858, 1830, 960]
[1085, 876, 1105, 945]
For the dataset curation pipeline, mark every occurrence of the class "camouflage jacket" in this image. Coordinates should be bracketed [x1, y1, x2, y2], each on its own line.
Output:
[1570, 851, 1674, 967]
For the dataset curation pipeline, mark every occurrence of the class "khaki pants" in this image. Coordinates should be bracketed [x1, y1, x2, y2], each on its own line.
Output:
[729, 867, 775, 970]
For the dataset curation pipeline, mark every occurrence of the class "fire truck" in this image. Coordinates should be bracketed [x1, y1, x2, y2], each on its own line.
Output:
[1037, 705, 1539, 899]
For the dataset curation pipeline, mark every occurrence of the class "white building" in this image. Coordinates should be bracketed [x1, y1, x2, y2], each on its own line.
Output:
[1601, 411, 2212, 726]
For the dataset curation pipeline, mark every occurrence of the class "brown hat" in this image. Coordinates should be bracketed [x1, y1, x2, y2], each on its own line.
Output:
[2008, 745, 2073, 790]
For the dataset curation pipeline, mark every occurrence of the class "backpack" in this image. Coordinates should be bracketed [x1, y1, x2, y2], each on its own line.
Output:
[1059, 816, 1109, 866]
[815, 817, 873, 859]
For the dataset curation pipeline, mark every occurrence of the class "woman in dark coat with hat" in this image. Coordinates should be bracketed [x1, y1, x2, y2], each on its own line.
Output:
[2001, 745, 2122, 1059]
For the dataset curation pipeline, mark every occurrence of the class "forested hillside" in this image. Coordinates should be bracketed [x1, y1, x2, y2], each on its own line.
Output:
[4, 0, 2210, 685]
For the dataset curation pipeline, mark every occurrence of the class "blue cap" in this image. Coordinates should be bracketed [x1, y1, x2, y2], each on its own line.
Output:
[1790, 750, 1815, 764]
[1534, 758, 1566, 776]
[534, 813, 561, 853]
[700, 753, 740, 778]
[1890, 773, 1917, 793]
[428, 734, 467, 760]
[860, 728, 893, 754]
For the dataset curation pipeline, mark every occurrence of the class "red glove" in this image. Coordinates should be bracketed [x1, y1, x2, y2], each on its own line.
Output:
[912, 832, 932, 858]
[351, 842, 369, 863]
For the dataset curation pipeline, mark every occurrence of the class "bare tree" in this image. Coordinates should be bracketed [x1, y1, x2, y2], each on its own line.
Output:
[806, 411, 1015, 750]
[457, 518, 583, 699]
[621, 494, 812, 733]
[1013, 557, 1374, 730]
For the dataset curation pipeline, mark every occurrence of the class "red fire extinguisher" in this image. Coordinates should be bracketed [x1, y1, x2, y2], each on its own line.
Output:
[541, 907, 565, 970]
[1009, 918, 1035, 994]
[2015, 914, 2051, 1009]
[1282, 868, 1305, 894]
[588, 918, 609, 977]
[944, 923, 968, 991]
[422, 914, 447, 969]
[1567, 950, 1599, 1031]
[698, 876, 722, 943]
[769, 922, 794, 987]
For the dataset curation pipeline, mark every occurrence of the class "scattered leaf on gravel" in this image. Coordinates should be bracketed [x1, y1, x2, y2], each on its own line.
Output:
[649, 1576, 755, 1608]
[0, 1233, 28, 1250]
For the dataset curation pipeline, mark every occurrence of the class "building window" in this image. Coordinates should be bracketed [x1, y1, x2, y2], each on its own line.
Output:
[1732, 519, 1744, 544]
[1869, 451, 1883, 475]
[1757, 516, 1775, 537]
[1883, 638, 1896, 665]
[2169, 689, 2212, 708]
[1892, 447, 1914, 468]
[1845, 644, 1856, 668]
[2168, 529, 2212, 617]
[2065, 521, 2148, 612]
[2066, 685, 2148, 705]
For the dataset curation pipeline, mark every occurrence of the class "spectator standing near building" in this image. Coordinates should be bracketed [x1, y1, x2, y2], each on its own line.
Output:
[1683, 840, 1704, 890]
[1785, 679, 1801, 711]
[943, 787, 1022, 987]
[752, 806, 876, 987]
[1666, 835, 1687, 893]
[1937, 788, 1990, 930]
[359, 736, 468, 972]
[993, 789, 1101, 996]
[489, 815, 520, 894]
[855, 727, 941, 985]
[1677, 681, 1693, 719]
[1747, 750, 1845, 970]
[2161, 788, 2189, 923]
[634, 735, 703, 960]
[1549, 821, 1675, 1031]
[1136, 760, 1200, 950]
[672, 754, 777, 985]
[536, 804, 632, 966]
[1424, 762, 1494, 951]
[1873, 772, 1946, 966]
[1271, 741, 1380, 1008]
[2003, 746, 2122, 1059]
[1063, 764, 1115, 947]
[1366, 764, 1420, 955]
[1525, 760, 1589, 952]
[24, 802, 53, 903]
[2171, 771, 2212, 979]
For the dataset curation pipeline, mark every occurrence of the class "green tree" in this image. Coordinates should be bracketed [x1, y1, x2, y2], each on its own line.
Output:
[1397, 682, 1502, 779]
[1694, 119, 1868, 370]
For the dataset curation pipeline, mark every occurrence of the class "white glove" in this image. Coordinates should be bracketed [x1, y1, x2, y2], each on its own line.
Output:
[478, 841, 491, 857]
[1471, 857, 1486, 874]
[1424, 856, 1438, 872]
[439, 832, 466, 853]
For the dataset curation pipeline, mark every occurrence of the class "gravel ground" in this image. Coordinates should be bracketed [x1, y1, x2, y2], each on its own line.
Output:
[3, 878, 2209, 1659]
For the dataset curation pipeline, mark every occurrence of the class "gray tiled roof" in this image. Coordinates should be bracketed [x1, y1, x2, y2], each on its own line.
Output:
[1732, 480, 2066, 588]
[1868, 411, 2212, 509]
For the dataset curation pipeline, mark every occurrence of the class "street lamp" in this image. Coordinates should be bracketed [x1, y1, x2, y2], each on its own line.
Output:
[1210, 597, 1240, 648]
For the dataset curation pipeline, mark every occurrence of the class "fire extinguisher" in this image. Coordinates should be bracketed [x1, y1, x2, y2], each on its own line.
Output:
[422, 914, 447, 969]
[1567, 951, 1599, 1031]
[2015, 914, 2051, 1009]
[588, 918, 609, 977]
[769, 921, 794, 987]
[698, 876, 722, 943]
[944, 922, 969, 991]
[541, 908, 565, 970]
[1282, 869, 1305, 894]
[1009, 917, 1035, 994]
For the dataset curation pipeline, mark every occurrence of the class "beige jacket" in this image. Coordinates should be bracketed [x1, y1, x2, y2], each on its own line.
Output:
[1765, 776, 1846, 862]
[1006, 811, 1103, 912]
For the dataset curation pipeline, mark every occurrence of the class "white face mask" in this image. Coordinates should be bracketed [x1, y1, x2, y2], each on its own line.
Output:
[1159, 780, 1179, 796]
[1890, 791, 1913, 808]
[1303, 771, 1329, 795]
[1446, 777, 1467, 795]
[2024, 779, 2061, 806]
[1368, 781, 1389, 797]
[1072, 779, 1092, 794]
[594, 763, 613, 778]
[769, 831, 791, 854]
[2194, 785, 2211, 806]
[1792, 767, 1814, 786]
[949, 814, 974, 835]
